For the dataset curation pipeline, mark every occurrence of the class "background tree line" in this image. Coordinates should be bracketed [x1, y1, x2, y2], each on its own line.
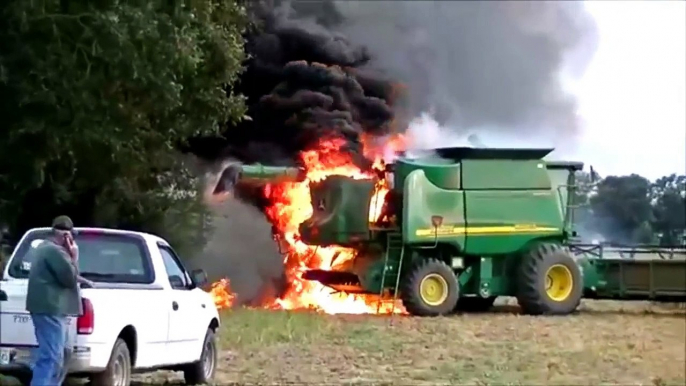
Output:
[0, 1, 684, 268]
[0, 0, 248, 258]
[574, 172, 685, 246]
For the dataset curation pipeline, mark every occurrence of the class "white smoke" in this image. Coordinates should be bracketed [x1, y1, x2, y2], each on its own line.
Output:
[406, 112, 473, 152]
[404, 112, 551, 153]
[402, 111, 585, 164]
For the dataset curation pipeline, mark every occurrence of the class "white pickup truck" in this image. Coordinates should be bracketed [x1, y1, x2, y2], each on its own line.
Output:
[0, 227, 221, 385]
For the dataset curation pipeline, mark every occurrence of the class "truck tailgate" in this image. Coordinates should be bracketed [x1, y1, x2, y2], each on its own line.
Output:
[0, 280, 37, 347]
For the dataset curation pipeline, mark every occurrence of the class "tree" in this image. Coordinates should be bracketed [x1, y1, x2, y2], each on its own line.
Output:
[589, 174, 653, 244]
[572, 172, 686, 246]
[651, 174, 686, 245]
[0, 0, 247, 255]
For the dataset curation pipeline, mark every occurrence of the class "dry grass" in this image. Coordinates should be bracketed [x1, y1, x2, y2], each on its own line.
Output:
[134, 299, 686, 386]
[3, 299, 685, 385]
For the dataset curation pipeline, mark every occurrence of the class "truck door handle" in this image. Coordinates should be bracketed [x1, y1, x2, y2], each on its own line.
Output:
[0, 290, 7, 301]
[172, 301, 179, 311]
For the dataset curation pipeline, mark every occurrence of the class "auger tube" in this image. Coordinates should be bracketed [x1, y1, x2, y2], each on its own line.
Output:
[213, 163, 306, 195]
[240, 164, 306, 182]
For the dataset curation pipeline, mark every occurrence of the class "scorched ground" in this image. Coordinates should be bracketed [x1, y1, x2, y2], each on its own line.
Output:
[210, 137, 406, 314]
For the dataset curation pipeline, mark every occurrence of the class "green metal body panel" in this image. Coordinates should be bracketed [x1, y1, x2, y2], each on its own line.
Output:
[299, 176, 376, 247]
[462, 190, 562, 255]
[399, 153, 567, 256]
[401, 169, 465, 249]
[453, 255, 520, 297]
[460, 159, 551, 190]
[393, 157, 460, 190]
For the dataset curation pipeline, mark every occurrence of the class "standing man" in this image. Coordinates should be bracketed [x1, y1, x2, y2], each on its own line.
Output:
[25, 216, 83, 386]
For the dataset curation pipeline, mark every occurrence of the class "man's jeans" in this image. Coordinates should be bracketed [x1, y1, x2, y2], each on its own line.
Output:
[30, 313, 67, 386]
[56, 317, 75, 385]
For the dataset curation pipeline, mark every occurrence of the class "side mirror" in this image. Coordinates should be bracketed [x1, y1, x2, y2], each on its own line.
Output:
[190, 269, 208, 287]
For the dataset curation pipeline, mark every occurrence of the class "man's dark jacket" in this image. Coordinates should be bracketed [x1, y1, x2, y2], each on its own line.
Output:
[26, 241, 82, 316]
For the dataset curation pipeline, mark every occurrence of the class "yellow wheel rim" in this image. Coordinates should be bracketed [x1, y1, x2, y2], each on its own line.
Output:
[545, 264, 574, 302]
[419, 273, 449, 306]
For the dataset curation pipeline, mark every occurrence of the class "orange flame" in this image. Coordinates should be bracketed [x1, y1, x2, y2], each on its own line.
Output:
[211, 135, 408, 314]
[210, 278, 236, 309]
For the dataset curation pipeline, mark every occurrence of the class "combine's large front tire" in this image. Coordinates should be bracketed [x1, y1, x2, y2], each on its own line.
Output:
[400, 258, 459, 316]
[516, 243, 583, 315]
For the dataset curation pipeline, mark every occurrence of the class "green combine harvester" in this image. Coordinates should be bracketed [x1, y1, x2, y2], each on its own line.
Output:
[223, 147, 686, 316]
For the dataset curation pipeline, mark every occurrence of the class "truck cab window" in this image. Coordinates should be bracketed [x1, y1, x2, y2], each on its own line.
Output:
[7, 230, 154, 283]
[158, 246, 190, 290]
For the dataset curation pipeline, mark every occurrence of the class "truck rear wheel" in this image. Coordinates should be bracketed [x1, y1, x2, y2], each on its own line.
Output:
[183, 328, 217, 385]
[89, 338, 131, 386]
[516, 243, 582, 315]
[400, 258, 459, 316]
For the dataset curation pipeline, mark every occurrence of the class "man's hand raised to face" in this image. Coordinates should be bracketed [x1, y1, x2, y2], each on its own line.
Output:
[64, 233, 78, 262]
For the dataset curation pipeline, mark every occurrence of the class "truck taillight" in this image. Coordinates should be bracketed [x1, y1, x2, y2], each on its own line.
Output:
[77, 298, 94, 335]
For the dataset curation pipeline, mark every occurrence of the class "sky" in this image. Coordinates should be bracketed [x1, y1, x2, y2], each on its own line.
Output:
[406, 0, 685, 180]
[571, 0, 686, 180]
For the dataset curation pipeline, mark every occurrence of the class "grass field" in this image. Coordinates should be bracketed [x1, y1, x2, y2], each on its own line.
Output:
[2, 299, 685, 385]
[135, 299, 685, 386]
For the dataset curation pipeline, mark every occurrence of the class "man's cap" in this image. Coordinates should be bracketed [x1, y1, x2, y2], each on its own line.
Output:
[52, 215, 74, 232]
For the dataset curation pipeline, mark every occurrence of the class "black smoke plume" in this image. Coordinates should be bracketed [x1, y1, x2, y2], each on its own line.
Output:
[333, 1, 598, 140]
[187, 0, 599, 304]
[189, 0, 399, 168]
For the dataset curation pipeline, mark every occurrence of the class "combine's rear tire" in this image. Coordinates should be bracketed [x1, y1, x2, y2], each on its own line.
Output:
[516, 243, 582, 315]
[400, 258, 459, 316]
[453, 296, 497, 313]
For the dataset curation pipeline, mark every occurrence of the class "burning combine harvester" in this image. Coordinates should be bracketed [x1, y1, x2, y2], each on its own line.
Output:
[211, 143, 686, 316]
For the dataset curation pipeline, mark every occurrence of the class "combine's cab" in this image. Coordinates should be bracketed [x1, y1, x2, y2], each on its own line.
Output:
[299, 176, 376, 247]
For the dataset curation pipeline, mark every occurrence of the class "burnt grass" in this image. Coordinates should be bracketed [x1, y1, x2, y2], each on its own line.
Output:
[2, 299, 684, 385]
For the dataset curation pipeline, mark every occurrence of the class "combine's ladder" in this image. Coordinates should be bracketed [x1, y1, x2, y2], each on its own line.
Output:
[377, 232, 406, 320]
